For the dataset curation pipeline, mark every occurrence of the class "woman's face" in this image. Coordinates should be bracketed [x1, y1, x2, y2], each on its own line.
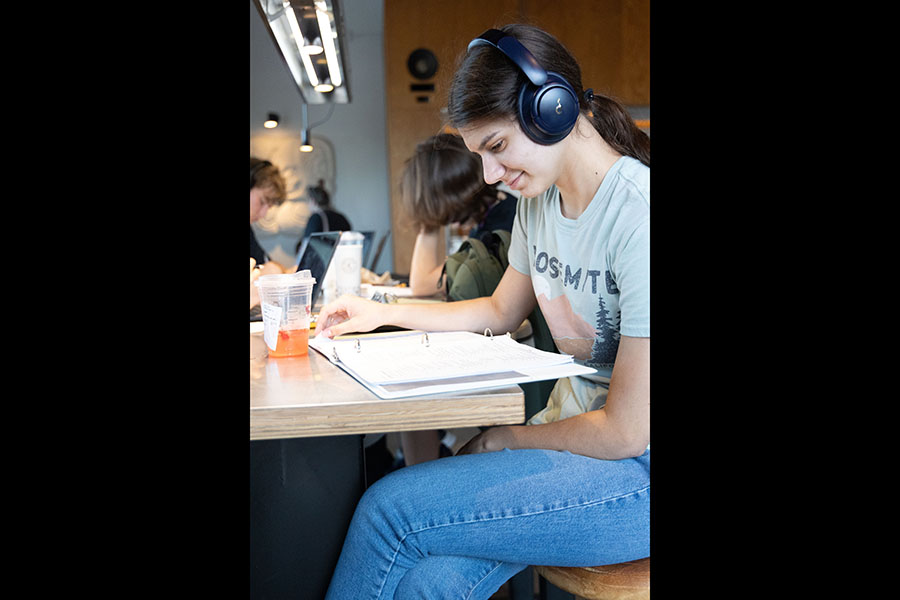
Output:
[458, 118, 564, 198]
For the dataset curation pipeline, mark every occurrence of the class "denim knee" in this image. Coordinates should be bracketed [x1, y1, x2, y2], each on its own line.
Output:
[394, 556, 476, 600]
[352, 466, 420, 538]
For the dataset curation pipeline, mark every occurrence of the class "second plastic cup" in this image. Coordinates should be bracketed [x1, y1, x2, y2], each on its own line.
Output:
[254, 270, 316, 357]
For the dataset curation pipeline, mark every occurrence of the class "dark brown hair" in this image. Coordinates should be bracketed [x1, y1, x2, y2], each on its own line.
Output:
[249, 157, 287, 205]
[399, 133, 502, 229]
[447, 24, 649, 167]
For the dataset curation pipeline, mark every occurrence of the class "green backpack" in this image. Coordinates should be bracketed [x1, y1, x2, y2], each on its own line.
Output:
[440, 229, 511, 301]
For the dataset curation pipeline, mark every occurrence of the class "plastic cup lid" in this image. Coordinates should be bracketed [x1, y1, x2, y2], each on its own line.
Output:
[254, 269, 316, 288]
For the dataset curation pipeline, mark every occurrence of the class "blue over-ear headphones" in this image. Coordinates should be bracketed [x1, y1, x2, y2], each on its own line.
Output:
[467, 28, 579, 145]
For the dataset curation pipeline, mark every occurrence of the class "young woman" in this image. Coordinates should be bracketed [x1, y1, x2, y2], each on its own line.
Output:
[320, 24, 650, 599]
[400, 132, 516, 298]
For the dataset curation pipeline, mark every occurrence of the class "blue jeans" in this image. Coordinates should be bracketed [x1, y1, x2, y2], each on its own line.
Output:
[325, 447, 650, 599]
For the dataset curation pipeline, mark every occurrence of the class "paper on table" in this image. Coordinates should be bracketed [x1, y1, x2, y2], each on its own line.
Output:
[309, 330, 596, 399]
[361, 284, 414, 298]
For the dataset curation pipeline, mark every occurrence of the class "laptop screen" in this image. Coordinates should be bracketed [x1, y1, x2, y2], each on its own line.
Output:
[360, 231, 375, 269]
[295, 230, 342, 310]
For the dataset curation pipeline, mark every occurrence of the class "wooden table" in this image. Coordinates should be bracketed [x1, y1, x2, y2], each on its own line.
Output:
[251, 330, 525, 439]
[249, 329, 525, 599]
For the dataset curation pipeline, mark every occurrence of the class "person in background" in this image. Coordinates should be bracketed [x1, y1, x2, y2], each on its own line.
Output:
[296, 179, 352, 253]
[396, 132, 518, 466]
[320, 24, 650, 599]
[250, 157, 289, 309]
[400, 132, 517, 298]
[250, 157, 289, 268]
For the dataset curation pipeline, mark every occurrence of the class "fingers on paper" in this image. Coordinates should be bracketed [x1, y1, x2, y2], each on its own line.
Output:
[318, 296, 384, 338]
[320, 309, 350, 337]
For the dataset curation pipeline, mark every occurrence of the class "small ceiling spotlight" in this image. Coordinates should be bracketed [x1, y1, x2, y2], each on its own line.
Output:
[300, 128, 314, 152]
[299, 103, 313, 152]
[263, 112, 279, 128]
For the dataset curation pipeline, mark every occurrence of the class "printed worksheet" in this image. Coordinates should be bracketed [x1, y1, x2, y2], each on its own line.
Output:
[310, 330, 593, 394]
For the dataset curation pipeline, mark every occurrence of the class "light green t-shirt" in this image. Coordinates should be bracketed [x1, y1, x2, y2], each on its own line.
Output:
[507, 156, 650, 424]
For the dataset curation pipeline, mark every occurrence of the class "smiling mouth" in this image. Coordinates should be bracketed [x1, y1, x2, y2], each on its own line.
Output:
[506, 172, 523, 189]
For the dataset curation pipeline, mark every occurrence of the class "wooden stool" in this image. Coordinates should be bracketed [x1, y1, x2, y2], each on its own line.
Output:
[534, 557, 650, 600]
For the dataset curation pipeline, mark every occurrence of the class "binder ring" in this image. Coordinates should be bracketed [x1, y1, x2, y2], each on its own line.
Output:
[484, 328, 493, 339]
[331, 347, 340, 362]
[355, 339, 361, 353]
[421, 332, 430, 347]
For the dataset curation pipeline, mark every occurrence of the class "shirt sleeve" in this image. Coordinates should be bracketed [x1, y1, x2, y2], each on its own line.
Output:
[612, 216, 650, 337]
[507, 196, 530, 275]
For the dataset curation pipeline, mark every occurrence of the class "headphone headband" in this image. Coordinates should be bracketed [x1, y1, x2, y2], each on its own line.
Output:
[467, 29, 547, 87]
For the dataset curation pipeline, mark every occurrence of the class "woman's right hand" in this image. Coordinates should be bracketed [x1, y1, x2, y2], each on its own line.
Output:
[316, 295, 387, 339]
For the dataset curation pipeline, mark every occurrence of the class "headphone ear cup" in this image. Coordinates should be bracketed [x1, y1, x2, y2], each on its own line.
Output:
[517, 72, 579, 145]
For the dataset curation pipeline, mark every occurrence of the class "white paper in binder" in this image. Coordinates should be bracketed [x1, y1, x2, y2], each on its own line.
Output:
[309, 329, 595, 399]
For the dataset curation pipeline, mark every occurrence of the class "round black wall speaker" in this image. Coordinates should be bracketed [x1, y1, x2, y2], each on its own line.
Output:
[407, 48, 438, 80]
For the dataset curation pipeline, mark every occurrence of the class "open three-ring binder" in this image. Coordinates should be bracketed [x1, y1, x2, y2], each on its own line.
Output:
[308, 329, 596, 399]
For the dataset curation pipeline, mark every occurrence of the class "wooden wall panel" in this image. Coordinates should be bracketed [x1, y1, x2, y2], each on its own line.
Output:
[619, 0, 651, 104]
[383, 0, 649, 273]
[384, 0, 522, 273]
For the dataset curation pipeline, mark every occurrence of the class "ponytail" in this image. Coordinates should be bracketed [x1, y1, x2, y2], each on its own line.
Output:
[584, 90, 650, 167]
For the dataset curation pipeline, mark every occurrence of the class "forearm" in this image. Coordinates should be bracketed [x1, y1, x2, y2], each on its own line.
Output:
[484, 410, 648, 460]
[460, 336, 651, 460]
[318, 266, 536, 340]
[408, 227, 446, 296]
[382, 296, 500, 334]
[388, 268, 533, 334]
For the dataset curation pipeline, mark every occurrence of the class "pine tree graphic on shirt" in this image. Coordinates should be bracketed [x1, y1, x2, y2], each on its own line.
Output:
[588, 271, 620, 368]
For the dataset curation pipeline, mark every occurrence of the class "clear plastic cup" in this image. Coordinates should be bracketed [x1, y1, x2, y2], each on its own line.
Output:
[254, 270, 316, 357]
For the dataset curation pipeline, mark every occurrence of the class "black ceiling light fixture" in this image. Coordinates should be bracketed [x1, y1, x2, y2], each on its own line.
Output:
[253, 0, 350, 104]
[263, 112, 280, 128]
[300, 102, 313, 152]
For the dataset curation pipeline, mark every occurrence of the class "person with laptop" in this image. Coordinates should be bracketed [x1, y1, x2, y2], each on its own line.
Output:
[250, 158, 289, 269]
[319, 24, 650, 599]
[250, 157, 292, 309]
